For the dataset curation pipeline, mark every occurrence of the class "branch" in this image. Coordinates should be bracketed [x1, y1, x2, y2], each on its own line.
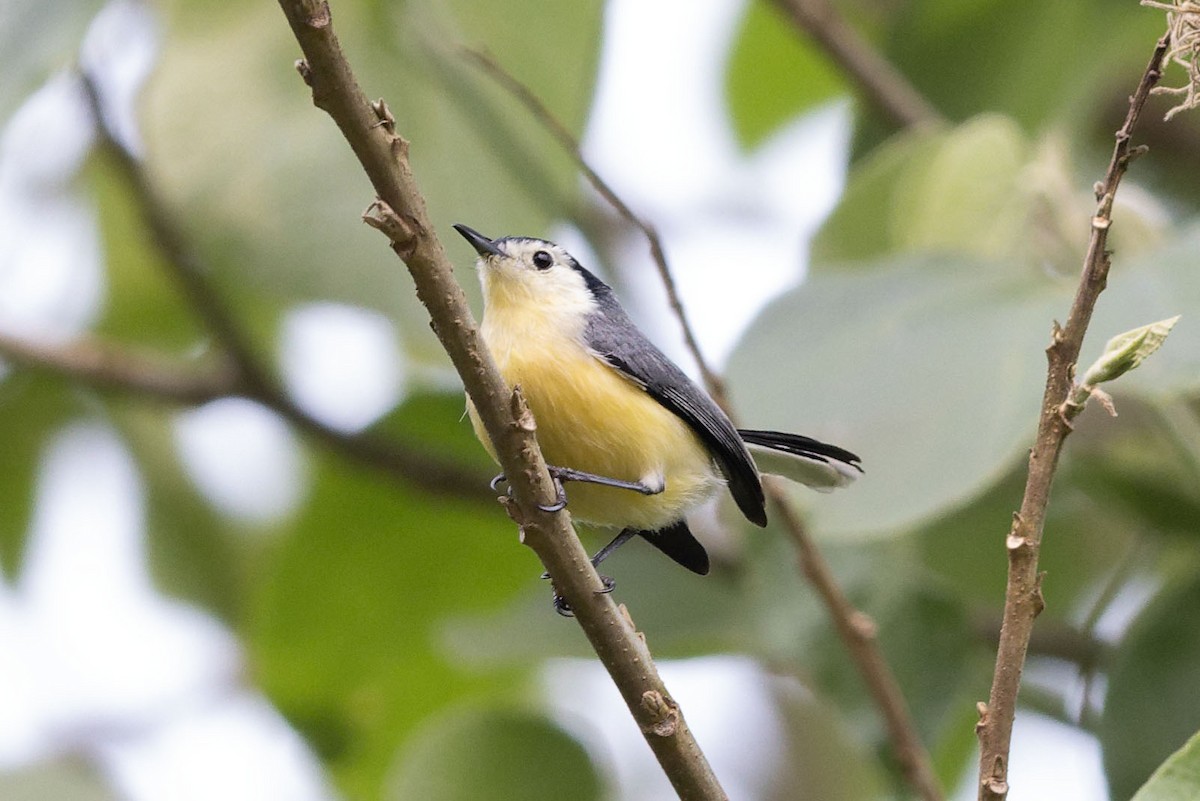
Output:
[80, 73, 274, 399]
[276, 2, 728, 797]
[465, 45, 943, 801]
[0, 330, 484, 499]
[766, 0, 944, 130]
[0, 331, 237, 404]
[975, 30, 1173, 801]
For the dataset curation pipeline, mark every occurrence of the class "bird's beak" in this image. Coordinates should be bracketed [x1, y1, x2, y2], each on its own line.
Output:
[453, 224, 504, 258]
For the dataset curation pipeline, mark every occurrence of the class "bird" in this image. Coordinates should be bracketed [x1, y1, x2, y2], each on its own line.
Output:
[454, 224, 860, 611]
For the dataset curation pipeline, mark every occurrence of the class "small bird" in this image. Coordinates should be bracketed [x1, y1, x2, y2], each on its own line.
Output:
[455, 224, 860, 610]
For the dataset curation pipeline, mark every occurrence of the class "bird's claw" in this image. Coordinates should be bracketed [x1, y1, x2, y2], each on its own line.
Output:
[547, 574, 616, 617]
[489, 473, 508, 492]
[537, 478, 568, 513]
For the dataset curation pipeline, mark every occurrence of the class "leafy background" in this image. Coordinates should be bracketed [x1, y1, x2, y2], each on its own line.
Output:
[2, 0, 1200, 799]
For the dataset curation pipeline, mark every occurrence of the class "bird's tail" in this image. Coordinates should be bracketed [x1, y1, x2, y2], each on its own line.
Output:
[737, 429, 862, 491]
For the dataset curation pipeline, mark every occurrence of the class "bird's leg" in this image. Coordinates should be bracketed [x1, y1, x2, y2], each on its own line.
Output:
[493, 466, 663, 513]
[547, 465, 663, 496]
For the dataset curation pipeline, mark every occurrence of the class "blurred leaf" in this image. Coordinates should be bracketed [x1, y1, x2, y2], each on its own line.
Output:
[883, 0, 1164, 134]
[737, 109, 1199, 536]
[813, 114, 1099, 271]
[0, 0, 106, 125]
[0, 375, 85, 578]
[727, 252, 1065, 537]
[386, 707, 602, 801]
[1101, 576, 1200, 800]
[725, 1, 845, 150]
[767, 678, 886, 800]
[1132, 729, 1200, 801]
[0, 758, 116, 801]
[248, 449, 537, 799]
[110, 403, 252, 623]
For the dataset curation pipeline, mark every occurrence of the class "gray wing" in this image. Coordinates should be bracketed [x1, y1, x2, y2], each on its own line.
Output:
[584, 289, 767, 527]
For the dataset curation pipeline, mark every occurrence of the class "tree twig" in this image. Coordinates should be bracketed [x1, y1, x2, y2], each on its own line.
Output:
[80, 73, 274, 399]
[0, 330, 485, 499]
[766, 0, 943, 130]
[464, 43, 944, 801]
[276, 2, 728, 797]
[0, 331, 237, 404]
[975, 30, 1172, 801]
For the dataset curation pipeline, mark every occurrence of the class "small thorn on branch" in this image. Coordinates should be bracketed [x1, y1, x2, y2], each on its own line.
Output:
[1032, 572, 1046, 617]
[975, 701, 990, 734]
[641, 690, 681, 738]
[362, 198, 417, 256]
[370, 98, 395, 132]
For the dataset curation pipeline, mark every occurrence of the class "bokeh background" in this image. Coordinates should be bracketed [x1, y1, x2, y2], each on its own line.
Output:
[2, 0, 1200, 799]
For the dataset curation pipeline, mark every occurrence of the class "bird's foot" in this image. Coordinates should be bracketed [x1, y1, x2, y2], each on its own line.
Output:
[549, 573, 616, 617]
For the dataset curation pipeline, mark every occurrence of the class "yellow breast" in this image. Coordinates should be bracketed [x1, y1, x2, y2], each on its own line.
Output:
[468, 300, 720, 532]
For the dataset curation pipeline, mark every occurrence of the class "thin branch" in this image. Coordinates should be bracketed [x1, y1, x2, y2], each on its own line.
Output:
[80, 74, 274, 399]
[462, 45, 730, 407]
[0, 332, 237, 405]
[0, 331, 485, 499]
[975, 30, 1173, 801]
[766, 0, 944, 130]
[276, 2, 728, 797]
[465, 43, 943, 801]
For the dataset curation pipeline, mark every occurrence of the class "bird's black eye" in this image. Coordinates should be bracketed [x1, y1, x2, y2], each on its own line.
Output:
[532, 250, 554, 270]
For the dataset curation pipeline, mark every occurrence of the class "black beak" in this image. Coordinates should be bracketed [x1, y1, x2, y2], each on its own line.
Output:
[453, 224, 504, 258]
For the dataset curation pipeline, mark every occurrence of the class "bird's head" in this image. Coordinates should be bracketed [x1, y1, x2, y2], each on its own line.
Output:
[453, 224, 609, 314]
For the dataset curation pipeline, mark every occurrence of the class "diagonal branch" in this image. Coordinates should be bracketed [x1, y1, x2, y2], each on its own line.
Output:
[0, 330, 485, 499]
[276, 1, 728, 797]
[767, 0, 943, 130]
[464, 44, 943, 801]
[975, 29, 1173, 801]
[0, 331, 237, 405]
[80, 73, 275, 399]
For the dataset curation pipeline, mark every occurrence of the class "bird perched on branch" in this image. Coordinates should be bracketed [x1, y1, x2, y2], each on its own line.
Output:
[455, 224, 860, 612]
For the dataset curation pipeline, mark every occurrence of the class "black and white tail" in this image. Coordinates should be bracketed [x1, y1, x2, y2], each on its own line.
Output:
[737, 429, 862, 491]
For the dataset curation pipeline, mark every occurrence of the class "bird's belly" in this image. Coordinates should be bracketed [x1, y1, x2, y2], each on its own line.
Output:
[468, 345, 721, 532]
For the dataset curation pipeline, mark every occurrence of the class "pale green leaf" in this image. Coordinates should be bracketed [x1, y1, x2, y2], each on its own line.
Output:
[724, 1, 845, 150]
[1132, 729, 1200, 801]
[727, 253, 1066, 537]
[1101, 578, 1200, 800]
[386, 708, 601, 801]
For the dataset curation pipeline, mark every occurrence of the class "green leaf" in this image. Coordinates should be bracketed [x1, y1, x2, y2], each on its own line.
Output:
[386, 707, 602, 801]
[1101, 576, 1200, 800]
[813, 115, 1085, 270]
[724, 1, 845, 150]
[248, 447, 534, 799]
[1132, 729, 1200, 801]
[0, 375, 85, 578]
[726, 252, 1066, 537]
[1080, 315, 1180, 388]
[1087, 226, 1200, 395]
[880, 0, 1164, 134]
